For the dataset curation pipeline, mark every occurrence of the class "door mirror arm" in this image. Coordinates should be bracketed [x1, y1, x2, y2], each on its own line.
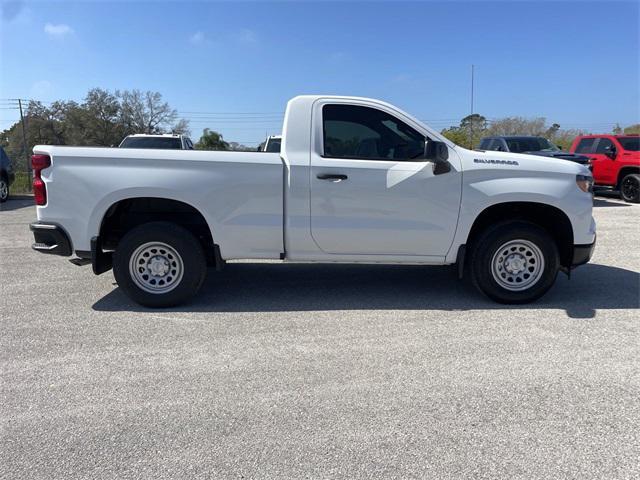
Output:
[424, 140, 451, 174]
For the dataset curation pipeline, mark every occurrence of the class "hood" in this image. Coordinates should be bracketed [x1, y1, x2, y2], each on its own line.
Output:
[466, 148, 591, 176]
[523, 150, 590, 164]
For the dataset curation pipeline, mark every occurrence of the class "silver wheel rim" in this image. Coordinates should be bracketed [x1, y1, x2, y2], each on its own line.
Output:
[491, 239, 545, 291]
[129, 242, 184, 294]
[0, 180, 7, 200]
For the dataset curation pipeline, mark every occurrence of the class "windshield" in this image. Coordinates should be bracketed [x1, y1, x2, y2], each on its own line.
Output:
[120, 137, 182, 149]
[618, 137, 640, 151]
[506, 137, 559, 153]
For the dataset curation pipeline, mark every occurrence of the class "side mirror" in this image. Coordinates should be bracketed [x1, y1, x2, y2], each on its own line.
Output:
[424, 140, 450, 174]
[605, 149, 616, 160]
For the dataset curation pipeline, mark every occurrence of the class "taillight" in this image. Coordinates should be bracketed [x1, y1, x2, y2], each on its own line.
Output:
[31, 154, 51, 206]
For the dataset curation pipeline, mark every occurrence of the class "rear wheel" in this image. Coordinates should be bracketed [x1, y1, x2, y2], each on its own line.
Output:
[620, 173, 640, 203]
[0, 176, 8, 203]
[113, 222, 207, 307]
[470, 222, 559, 304]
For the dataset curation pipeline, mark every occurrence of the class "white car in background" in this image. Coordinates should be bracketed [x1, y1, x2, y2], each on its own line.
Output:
[119, 134, 195, 150]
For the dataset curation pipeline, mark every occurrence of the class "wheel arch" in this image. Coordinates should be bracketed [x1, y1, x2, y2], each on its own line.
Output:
[464, 201, 575, 269]
[97, 196, 218, 266]
[616, 166, 640, 189]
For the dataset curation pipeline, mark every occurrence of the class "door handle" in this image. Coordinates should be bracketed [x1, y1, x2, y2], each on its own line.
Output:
[317, 174, 348, 182]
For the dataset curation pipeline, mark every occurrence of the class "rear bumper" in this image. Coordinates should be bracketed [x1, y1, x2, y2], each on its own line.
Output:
[30, 222, 73, 256]
[572, 236, 596, 268]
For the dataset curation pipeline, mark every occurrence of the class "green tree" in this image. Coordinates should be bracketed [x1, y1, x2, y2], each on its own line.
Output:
[117, 89, 187, 135]
[196, 129, 230, 151]
[612, 123, 623, 135]
[0, 87, 189, 173]
[77, 88, 124, 146]
[441, 113, 487, 148]
[624, 124, 640, 134]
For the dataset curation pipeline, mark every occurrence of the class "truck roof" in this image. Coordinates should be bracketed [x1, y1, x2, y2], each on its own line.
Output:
[484, 135, 546, 139]
[286, 95, 454, 148]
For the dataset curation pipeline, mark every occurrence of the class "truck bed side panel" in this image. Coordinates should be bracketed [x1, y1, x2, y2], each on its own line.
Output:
[34, 148, 283, 259]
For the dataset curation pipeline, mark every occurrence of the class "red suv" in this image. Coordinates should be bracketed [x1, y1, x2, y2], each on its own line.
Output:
[570, 134, 640, 203]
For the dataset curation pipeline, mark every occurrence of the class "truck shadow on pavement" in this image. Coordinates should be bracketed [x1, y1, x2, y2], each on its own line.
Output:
[593, 198, 631, 208]
[93, 262, 639, 319]
[0, 197, 34, 212]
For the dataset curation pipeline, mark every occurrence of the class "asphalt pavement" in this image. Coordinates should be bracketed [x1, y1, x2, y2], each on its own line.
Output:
[1, 194, 638, 479]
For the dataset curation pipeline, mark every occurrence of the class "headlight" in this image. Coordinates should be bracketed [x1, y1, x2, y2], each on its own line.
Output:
[576, 174, 593, 193]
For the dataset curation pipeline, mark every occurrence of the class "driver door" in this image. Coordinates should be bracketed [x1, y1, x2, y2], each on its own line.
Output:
[591, 138, 617, 184]
[309, 101, 462, 258]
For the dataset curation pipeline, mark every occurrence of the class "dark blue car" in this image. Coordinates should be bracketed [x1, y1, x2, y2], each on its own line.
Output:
[478, 136, 590, 165]
[0, 146, 15, 202]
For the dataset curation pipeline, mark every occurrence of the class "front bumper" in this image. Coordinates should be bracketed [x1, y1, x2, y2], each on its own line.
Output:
[30, 222, 72, 256]
[572, 236, 596, 268]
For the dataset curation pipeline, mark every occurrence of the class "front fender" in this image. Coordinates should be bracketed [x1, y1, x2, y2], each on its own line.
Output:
[445, 171, 595, 262]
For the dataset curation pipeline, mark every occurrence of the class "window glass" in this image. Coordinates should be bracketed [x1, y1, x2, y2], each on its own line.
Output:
[575, 138, 596, 153]
[489, 139, 505, 151]
[595, 138, 615, 153]
[479, 138, 492, 149]
[618, 137, 640, 151]
[120, 137, 182, 149]
[322, 104, 425, 160]
[504, 137, 554, 153]
[266, 139, 281, 152]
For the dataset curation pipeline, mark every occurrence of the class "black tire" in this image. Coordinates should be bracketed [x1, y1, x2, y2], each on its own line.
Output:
[620, 173, 640, 203]
[470, 222, 560, 304]
[113, 222, 207, 308]
[0, 176, 8, 203]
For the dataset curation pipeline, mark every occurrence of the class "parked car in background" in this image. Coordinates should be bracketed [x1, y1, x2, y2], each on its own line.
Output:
[119, 134, 195, 150]
[570, 134, 640, 203]
[30, 95, 595, 307]
[0, 146, 15, 203]
[479, 136, 590, 165]
[261, 135, 282, 153]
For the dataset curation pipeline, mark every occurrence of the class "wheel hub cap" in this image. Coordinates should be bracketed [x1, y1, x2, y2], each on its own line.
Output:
[504, 254, 526, 274]
[128, 242, 184, 294]
[491, 239, 545, 292]
[148, 256, 170, 276]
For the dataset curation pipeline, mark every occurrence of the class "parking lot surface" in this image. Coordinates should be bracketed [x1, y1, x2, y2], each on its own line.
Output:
[1, 195, 639, 479]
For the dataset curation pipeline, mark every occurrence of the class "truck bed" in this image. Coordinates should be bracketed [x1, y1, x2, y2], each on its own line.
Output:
[33, 146, 285, 259]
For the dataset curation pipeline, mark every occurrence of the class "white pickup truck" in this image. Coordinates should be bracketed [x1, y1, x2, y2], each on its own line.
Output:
[30, 95, 596, 307]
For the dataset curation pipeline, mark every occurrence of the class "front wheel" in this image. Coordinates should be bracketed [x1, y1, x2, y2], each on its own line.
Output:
[620, 173, 640, 203]
[113, 222, 207, 307]
[0, 177, 8, 203]
[470, 222, 559, 304]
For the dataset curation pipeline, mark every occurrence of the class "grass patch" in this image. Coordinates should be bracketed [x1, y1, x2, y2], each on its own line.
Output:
[11, 172, 32, 194]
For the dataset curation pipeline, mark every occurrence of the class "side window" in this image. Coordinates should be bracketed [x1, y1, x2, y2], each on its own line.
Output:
[322, 104, 425, 161]
[489, 139, 505, 151]
[479, 138, 492, 150]
[595, 138, 614, 154]
[575, 138, 596, 153]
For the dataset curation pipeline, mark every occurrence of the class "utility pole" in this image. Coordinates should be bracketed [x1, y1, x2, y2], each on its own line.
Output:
[17, 99, 32, 188]
[469, 64, 475, 149]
